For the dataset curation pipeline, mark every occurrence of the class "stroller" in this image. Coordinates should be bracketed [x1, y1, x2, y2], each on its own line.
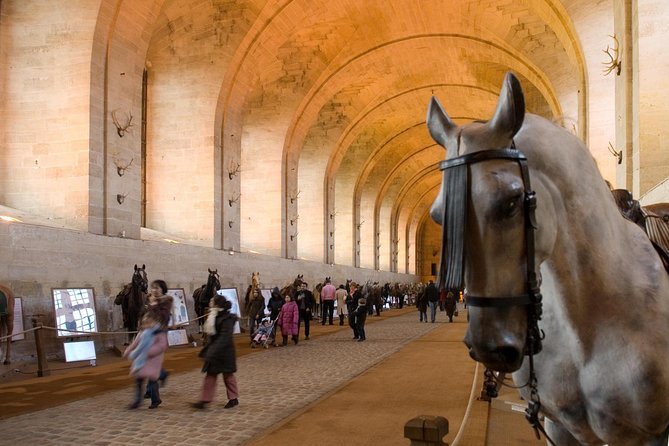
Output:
[251, 317, 276, 349]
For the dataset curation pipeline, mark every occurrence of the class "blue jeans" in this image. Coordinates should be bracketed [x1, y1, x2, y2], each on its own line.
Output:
[429, 301, 438, 322]
[419, 311, 427, 322]
[135, 378, 160, 405]
[146, 369, 167, 395]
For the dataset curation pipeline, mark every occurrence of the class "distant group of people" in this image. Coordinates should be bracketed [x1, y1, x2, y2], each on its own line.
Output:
[245, 278, 371, 346]
[123, 276, 421, 411]
[415, 281, 459, 323]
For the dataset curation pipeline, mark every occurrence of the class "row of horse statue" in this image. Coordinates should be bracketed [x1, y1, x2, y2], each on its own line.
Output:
[112, 267, 418, 339]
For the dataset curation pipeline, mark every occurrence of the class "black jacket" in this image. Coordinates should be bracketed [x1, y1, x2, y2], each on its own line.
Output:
[199, 311, 237, 375]
[296, 289, 315, 312]
[351, 304, 367, 325]
[425, 283, 439, 302]
[267, 295, 284, 320]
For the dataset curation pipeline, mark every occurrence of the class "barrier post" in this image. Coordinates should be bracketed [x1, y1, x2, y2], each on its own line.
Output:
[404, 415, 449, 446]
[31, 317, 50, 377]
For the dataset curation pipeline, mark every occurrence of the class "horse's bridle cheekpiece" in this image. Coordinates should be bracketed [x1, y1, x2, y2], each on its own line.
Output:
[436, 141, 553, 444]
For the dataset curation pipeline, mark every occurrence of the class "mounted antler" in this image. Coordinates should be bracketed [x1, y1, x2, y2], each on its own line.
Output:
[111, 110, 134, 137]
[356, 220, 365, 229]
[228, 192, 241, 207]
[290, 214, 299, 226]
[116, 192, 129, 205]
[228, 160, 241, 180]
[607, 142, 623, 165]
[289, 190, 301, 204]
[602, 34, 622, 76]
[290, 232, 299, 241]
[113, 156, 134, 176]
[329, 210, 338, 219]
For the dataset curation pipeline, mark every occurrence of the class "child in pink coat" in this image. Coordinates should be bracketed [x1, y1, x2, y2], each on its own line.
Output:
[123, 311, 169, 409]
[277, 295, 299, 346]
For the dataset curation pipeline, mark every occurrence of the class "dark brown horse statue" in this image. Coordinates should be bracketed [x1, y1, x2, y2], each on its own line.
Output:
[192, 268, 220, 333]
[0, 283, 15, 364]
[279, 274, 303, 299]
[612, 188, 669, 270]
[114, 264, 148, 344]
[428, 72, 669, 445]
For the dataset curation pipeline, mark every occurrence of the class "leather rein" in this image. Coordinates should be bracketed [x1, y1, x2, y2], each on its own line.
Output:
[437, 141, 553, 444]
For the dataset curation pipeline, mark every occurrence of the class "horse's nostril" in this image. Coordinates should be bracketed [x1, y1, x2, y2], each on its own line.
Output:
[493, 346, 521, 366]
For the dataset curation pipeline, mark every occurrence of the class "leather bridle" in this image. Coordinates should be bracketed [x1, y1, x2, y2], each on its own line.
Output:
[436, 141, 553, 444]
[436, 142, 543, 356]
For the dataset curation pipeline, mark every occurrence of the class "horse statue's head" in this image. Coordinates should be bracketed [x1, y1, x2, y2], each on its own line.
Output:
[132, 264, 148, 293]
[428, 73, 566, 372]
[207, 268, 221, 291]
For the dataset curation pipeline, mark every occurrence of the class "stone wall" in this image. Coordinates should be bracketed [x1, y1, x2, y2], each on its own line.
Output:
[0, 221, 417, 361]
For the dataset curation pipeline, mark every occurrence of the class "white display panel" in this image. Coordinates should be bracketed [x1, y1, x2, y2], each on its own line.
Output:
[64, 340, 96, 362]
[167, 328, 188, 346]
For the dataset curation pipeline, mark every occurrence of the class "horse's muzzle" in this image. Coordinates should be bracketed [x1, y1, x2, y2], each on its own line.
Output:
[464, 333, 525, 372]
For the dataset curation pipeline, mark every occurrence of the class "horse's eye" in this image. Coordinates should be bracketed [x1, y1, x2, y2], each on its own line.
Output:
[498, 194, 523, 219]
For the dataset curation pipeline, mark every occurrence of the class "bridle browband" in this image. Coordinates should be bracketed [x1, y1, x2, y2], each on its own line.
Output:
[436, 141, 553, 444]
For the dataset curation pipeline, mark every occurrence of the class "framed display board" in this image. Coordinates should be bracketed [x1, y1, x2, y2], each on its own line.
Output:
[63, 340, 96, 362]
[216, 288, 241, 334]
[166, 288, 189, 326]
[12, 297, 25, 341]
[52, 288, 98, 337]
[260, 289, 272, 316]
[167, 329, 188, 346]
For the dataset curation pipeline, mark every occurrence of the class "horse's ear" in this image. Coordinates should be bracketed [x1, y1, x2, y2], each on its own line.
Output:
[430, 187, 444, 226]
[486, 72, 525, 139]
[427, 96, 457, 152]
[142, 264, 145, 270]
[134, 264, 138, 270]
[208, 268, 212, 273]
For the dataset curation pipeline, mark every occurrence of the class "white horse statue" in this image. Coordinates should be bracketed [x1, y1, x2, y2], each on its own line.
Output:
[428, 72, 669, 445]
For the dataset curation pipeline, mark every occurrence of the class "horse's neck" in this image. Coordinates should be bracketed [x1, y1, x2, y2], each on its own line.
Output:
[546, 184, 669, 331]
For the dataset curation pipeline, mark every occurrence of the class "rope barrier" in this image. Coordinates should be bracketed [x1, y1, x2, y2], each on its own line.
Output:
[0, 326, 41, 342]
[451, 361, 481, 446]
[0, 313, 208, 341]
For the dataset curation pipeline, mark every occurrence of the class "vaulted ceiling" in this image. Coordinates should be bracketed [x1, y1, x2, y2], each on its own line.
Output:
[142, 0, 587, 272]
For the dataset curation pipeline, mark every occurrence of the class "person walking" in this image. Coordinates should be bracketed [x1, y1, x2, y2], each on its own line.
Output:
[416, 288, 428, 323]
[425, 281, 439, 323]
[123, 308, 169, 410]
[445, 290, 457, 323]
[346, 282, 362, 339]
[296, 282, 314, 340]
[191, 295, 239, 409]
[320, 278, 336, 325]
[335, 284, 348, 326]
[277, 294, 299, 346]
[245, 288, 265, 341]
[351, 297, 368, 342]
[313, 283, 322, 323]
[143, 279, 172, 399]
[267, 287, 283, 321]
